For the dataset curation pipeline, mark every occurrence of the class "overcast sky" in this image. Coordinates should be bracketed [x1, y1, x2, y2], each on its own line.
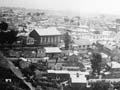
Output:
[1, 0, 120, 15]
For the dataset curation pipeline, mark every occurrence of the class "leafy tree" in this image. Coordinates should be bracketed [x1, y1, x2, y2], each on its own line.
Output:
[0, 21, 8, 31]
[63, 32, 71, 50]
[0, 21, 18, 46]
[91, 81, 110, 90]
[64, 54, 85, 70]
[90, 52, 102, 75]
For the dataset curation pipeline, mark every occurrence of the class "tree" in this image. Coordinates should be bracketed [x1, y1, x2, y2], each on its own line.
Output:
[63, 32, 71, 50]
[91, 81, 110, 90]
[64, 54, 85, 69]
[0, 21, 8, 31]
[0, 21, 18, 46]
[0, 51, 31, 90]
[90, 52, 102, 75]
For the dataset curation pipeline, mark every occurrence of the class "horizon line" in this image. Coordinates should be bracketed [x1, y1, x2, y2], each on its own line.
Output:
[0, 6, 120, 17]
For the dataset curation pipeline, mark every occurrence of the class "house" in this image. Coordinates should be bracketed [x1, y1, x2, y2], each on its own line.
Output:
[71, 39, 93, 50]
[44, 47, 62, 59]
[29, 27, 62, 46]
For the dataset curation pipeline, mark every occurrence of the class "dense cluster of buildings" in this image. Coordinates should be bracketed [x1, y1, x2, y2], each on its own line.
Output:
[1, 7, 120, 88]
[0, 7, 120, 58]
[1, 7, 120, 58]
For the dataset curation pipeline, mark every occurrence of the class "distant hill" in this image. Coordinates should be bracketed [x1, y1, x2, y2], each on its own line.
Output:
[0, 6, 120, 19]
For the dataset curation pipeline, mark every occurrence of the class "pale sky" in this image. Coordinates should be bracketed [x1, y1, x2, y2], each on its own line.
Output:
[1, 0, 120, 15]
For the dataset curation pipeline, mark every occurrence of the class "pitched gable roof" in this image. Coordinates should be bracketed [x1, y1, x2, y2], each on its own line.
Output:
[34, 27, 61, 36]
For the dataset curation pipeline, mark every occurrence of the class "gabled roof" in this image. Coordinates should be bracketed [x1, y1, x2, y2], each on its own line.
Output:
[34, 27, 61, 36]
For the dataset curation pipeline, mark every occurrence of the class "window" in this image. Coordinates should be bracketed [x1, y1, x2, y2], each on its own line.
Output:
[27, 38, 34, 45]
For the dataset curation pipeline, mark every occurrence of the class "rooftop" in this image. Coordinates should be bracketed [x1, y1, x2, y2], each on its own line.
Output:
[34, 27, 61, 36]
[74, 39, 92, 45]
[44, 47, 61, 53]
